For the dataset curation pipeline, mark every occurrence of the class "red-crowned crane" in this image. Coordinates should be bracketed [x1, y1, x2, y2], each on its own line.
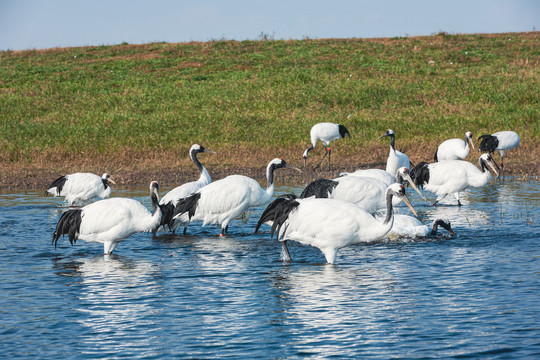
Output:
[173, 158, 301, 236]
[52, 181, 162, 255]
[300, 167, 424, 213]
[46, 172, 116, 206]
[378, 129, 411, 178]
[303, 122, 350, 170]
[154, 144, 216, 236]
[478, 131, 520, 178]
[435, 131, 474, 161]
[410, 154, 499, 206]
[384, 215, 455, 240]
[255, 183, 417, 264]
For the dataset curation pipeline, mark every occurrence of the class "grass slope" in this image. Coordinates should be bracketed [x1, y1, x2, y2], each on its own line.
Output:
[1, 32, 539, 188]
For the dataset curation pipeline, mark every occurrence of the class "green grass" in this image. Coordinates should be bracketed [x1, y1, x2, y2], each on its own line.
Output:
[1, 32, 539, 167]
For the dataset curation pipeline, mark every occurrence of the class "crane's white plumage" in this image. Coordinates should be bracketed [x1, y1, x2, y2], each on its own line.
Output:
[411, 154, 499, 206]
[156, 144, 216, 235]
[303, 122, 350, 170]
[384, 214, 455, 240]
[52, 181, 162, 254]
[173, 158, 300, 236]
[339, 168, 395, 185]
[300, 167, 424, 213]
[478, 131, 520, 177]
[256, 183, 417, 264]
[378, 129, 411, 177]
[435, 131, 474, 161]
[46, 172, 116, 205]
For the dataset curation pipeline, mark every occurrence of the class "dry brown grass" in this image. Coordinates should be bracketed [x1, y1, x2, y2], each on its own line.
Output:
[1, 142, 537, 191]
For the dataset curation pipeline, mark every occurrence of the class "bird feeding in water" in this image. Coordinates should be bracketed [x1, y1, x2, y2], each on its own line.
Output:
[173, 158, 301, 237]
[154, 144, 216, 236]
[255, 183, 417, 264]
[383, 214, 455, 240]
[410, 154, 499, 206]
[478, 131, 520, 178]
[378, 129, 411, 178]
[303, 122, 350, 170]
[46, 172, 116, 206]
[435, 131, 475, 162]
[52, 181, 162, 255]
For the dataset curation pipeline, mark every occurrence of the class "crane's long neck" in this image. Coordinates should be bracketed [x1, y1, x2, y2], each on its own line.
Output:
[378, 192, 395, 236]
[389, 134, 396, 153]
[266, 166, 276, 196]
[191, 150, 211, 184]
[148, 191, 162, 230]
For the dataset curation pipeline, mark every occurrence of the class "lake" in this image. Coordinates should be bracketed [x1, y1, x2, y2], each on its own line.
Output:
[0, 179, 539, 359]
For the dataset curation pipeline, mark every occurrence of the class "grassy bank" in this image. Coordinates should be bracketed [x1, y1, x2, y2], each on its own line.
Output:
[1, 32, 539, 189]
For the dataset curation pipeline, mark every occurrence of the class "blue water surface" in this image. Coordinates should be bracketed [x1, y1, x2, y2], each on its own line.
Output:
[0, 179, 539, 359]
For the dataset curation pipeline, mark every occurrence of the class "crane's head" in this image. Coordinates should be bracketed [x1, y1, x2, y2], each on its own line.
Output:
[479, 154, 499, 176]
[396, 167, 425, 201]
[377, 129, 395, 140]
[432, 219, 456, 236]
[465, 131, 475, 150]
[302, 149, 309, 167]
[150, 181, 160, 200]
[267, 158, 301, 181]
[387, 183, 417, 217]
[102, 173, 116, 185]
[190, 144, 217, 156]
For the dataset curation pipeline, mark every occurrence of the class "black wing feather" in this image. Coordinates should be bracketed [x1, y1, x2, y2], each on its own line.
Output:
[410, 162, 430, 188]
[478, 134, 499, 153]
[299, 179, 339, 199]
[46, 175, 67, 196]
[172, 193, 201, 220]
[52, 209, 82, 248]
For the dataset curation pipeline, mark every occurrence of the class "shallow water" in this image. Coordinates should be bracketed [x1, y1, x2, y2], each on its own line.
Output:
[0, 180, 539, 359]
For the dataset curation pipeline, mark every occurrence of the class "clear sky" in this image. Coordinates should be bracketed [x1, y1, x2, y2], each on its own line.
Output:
[1, 0, 539, 51]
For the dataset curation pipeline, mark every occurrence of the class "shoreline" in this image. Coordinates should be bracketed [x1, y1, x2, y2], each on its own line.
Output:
[1, 143, 537, 192]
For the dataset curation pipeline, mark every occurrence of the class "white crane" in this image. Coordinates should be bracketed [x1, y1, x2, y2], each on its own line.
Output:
[384, 214, 455, 240]
[46, 172, 116, 206]
[410, 154, 499, 206]
[339, 168, 395, 185]
[173, 158, 301, 236]
[52, 181, 162, 255]
[300, 167, 424, 213]
[478, 131, 520, 177]
[378, 129, 411, 178]
[435, 131, 474, 161]
[255, 183, 417, 264]
[303, 122, 350, 170]
[155, 144, 216, 235]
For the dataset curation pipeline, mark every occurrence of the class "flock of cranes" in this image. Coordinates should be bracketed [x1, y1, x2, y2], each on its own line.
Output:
[48, 123, 520, 263]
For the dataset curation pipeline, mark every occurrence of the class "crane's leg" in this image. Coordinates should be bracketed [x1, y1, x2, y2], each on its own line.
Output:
[327, 147, 332, 171]
[280, 241, 292, 262]
[183, 226, 187, 235]
[219, 224, 229, 237]
[323, 247, 337, 264]
[314, 146, 329, 170]
[500, 152, 505, 180]
[454, 192, 461, 206]
[431, 193, 448, 206]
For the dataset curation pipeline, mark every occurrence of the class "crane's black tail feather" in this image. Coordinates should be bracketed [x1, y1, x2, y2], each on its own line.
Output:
[255, 194, 299, 240]
[299, 179, 338, 199]
[159, 202, 176, 229]
[410, 162, 430, 189]
[478, 134, 498, 153]
[52, 209, 82, 248]
[46, 175, 67, 196]
[172, 193, 201, 221]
